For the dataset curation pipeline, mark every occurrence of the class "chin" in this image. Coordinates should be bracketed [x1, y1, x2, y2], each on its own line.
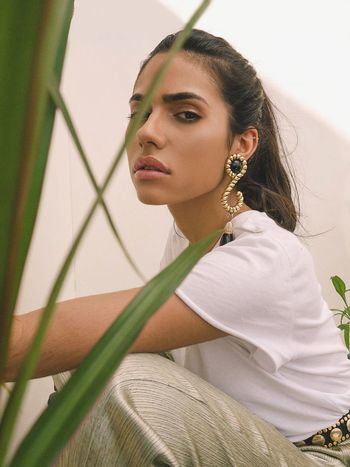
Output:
[136, 191, 168, 205]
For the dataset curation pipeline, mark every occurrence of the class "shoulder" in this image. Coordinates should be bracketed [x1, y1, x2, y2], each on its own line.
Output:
[238, 211, 313, 265]
[212, 210, 304, 275]
[176, 211, 297, 305]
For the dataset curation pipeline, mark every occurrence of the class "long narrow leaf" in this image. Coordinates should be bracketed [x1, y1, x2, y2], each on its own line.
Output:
[0, 0, 73, 381]
[0, 0, 74, 460]
[3, 1, 210, 464]
[9, 229, 219, 467]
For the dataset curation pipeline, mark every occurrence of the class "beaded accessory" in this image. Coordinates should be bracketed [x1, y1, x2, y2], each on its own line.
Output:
[221, 154, 247, 215]
[294, 410, 350, 449]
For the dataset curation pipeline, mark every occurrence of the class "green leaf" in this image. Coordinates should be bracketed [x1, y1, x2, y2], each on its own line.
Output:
[338, 324, 350, 350]
[0, 0, 74, 377]
[331, 275, 347, 302]
[344, 306, 350, 320]
[0, 0, 74, 461]
[9, 229, 219, 467]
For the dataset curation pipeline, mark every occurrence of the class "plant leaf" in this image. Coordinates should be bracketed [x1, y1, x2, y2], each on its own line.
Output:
[0, 0, 74, 461]
[331, 275, 347, 302]
[344, 306, 350, 320]
[9, 229, 219, 467]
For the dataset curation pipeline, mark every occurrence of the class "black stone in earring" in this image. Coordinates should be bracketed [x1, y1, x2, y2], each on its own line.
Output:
[230, 159, 242, 173]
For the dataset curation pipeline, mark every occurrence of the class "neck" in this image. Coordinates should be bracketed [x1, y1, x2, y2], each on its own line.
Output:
[168, 189, 251, 245]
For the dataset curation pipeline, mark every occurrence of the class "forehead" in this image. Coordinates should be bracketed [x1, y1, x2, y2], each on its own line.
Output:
[133, 52, 224, 106]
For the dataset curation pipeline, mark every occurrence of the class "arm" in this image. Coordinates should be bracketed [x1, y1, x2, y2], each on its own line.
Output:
[6, 287, 227, 381]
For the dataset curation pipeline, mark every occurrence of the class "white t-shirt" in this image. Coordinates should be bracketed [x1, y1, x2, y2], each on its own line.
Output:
[160, 209, 350, 442]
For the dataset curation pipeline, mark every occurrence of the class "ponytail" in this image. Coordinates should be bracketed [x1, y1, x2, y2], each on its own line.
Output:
[237, 93, 299, 232]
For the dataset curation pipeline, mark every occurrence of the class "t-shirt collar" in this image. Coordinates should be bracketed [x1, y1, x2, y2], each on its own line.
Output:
[173, 209, 271, 245]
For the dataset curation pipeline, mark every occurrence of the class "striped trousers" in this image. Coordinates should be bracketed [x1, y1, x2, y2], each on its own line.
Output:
[52, 353, 350, 466]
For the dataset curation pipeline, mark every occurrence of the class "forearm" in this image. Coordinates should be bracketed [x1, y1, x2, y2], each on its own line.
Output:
[5, 288, 139, 382]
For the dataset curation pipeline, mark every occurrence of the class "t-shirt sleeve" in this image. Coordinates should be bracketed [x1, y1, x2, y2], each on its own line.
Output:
[174, 234, 295, 373]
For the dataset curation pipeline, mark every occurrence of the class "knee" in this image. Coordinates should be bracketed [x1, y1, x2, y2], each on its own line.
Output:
[112, 352, 173, 385]
[107, 352, 205, 406]
[106, 352, 181, 400]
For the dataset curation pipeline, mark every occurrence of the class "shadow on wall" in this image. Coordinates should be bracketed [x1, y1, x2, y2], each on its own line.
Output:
[265, 81, 350, 302]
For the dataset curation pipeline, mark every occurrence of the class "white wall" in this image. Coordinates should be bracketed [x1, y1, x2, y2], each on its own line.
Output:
[6, 0, 350, 454]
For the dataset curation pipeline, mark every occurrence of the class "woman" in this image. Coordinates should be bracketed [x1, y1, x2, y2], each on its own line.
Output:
[7, 30, 350, 466]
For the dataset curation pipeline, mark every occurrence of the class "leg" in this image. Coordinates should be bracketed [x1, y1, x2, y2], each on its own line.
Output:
[52, 353, 349, 466]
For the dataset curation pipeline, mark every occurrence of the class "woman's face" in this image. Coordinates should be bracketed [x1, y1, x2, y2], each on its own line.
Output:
[126, 52, 232, 206]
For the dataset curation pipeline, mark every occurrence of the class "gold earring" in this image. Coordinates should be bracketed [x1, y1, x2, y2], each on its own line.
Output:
[221, 154, 247, 215]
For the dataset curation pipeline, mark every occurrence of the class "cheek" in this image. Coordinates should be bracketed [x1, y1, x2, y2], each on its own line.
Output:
[178, 127, 228, 179]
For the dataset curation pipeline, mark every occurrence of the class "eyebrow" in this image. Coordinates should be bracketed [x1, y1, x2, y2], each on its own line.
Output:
[128, 92, 209, 106]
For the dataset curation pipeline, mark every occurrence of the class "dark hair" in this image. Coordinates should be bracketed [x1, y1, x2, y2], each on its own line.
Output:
[139, 29, 299, 232]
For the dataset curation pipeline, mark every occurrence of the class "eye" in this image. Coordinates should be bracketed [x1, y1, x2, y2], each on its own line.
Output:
[175, 111, 201, 122]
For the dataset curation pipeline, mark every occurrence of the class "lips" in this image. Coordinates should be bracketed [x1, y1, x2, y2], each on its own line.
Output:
[133, 156, 171, 174]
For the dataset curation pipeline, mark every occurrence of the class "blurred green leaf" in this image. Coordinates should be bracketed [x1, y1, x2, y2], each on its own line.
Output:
[0, 0, 74, 378]
[0, 1, 74, 462]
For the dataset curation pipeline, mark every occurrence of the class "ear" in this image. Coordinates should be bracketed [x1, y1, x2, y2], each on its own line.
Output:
[229, 128, 259, 161]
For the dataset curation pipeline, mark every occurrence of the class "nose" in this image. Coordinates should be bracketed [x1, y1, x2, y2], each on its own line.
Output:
[136, 110, 166, 150]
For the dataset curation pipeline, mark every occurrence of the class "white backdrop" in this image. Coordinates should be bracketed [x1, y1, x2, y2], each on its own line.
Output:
[5, 0, 350, 454]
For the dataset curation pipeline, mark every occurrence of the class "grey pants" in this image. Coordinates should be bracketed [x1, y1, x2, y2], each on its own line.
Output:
[52, 353, 350, 466]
